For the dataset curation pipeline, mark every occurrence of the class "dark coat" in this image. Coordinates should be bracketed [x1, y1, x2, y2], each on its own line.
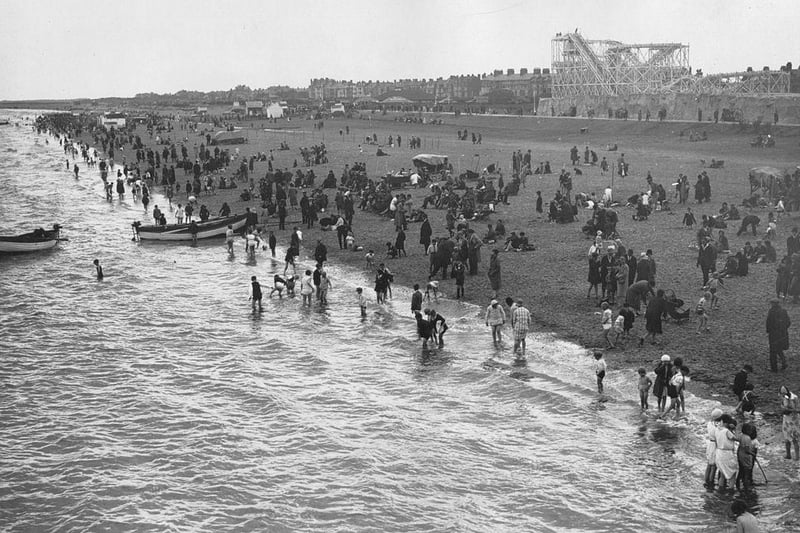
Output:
[636, 257, 651, 282]
[697, 243, 717, 268]
[627, 255, 637, 285]
[314, 243, 327, 263]
[767, 304, 791, 351]
[420, 219, 432, 246]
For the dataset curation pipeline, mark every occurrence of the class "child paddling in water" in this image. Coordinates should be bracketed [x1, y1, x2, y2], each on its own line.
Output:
[594, 351, 607, 394]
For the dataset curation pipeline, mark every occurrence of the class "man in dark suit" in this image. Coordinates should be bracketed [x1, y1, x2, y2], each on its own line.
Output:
[767, 299, 790, 371]
[787, 227, 800, 257]
[697, 237, 718, 285]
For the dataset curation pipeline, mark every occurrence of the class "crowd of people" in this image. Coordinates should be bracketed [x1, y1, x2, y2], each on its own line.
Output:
[38, 110, 800, 530]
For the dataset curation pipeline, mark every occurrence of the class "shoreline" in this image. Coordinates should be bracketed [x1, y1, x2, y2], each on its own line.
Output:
[60, 110, 800, 429]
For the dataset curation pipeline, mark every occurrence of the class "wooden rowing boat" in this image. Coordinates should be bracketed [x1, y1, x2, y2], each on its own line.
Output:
[0, 224, 63, 253]
[132, 214, 249, 242]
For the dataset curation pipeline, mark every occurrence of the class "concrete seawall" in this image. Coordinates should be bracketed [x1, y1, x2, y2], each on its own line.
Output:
[542, 93, 800, 125]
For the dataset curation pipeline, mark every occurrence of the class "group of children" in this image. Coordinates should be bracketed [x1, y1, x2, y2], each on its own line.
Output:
[705, 408, 762, 494]
[592, 352, 692, 418]
[599, 301, 636, 349]
[591, 348, 763, 530]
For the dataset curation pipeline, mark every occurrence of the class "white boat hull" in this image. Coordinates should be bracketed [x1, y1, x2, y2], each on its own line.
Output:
[135, 215, 248, 242]
[0, 240, 59, 253]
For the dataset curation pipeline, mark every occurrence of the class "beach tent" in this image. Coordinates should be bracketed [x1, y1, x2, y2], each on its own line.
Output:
[748, 166, 785, 198]
[266, 102, 286, 119]
[412, 154, 449, 173]
[212, 130, 246, 145]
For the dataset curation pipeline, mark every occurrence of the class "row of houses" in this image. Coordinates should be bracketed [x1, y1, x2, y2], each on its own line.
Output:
[308, 68, 552, 105]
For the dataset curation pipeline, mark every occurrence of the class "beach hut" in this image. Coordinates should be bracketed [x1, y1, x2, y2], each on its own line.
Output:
[98, 112, 126, 129]
[211, 130, 247, 145]
[330, 103, 346, 116]
[245, 101, 264, 116]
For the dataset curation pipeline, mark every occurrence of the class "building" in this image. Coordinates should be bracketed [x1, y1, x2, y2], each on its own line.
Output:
[245, 101, 264, 116]
[98, 112, 126, 129]
[480, 68, 551, 103]
[376, 88, 435, 111]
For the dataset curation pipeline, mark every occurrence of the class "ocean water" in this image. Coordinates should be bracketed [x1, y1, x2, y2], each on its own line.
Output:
[0, 110, 795, 532]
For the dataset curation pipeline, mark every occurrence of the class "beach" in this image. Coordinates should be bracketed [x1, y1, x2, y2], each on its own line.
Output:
[2, 108, 799, 530]
[79, 110, 800, 417]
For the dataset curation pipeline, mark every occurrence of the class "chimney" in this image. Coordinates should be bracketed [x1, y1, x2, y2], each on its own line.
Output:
[493, 69, 502, 76]
[520, 68, 528, 75]
[507, 68, 515, 75]
[533, 68, 541, 75]
[543, 68, 550, 74]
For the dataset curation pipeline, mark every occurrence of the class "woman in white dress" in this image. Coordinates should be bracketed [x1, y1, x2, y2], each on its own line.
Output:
[715, 414, 739, 491]
[704, 408, 723, 489]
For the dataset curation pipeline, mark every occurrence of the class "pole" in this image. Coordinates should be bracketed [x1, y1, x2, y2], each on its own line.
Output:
[755, 458, 768, 484]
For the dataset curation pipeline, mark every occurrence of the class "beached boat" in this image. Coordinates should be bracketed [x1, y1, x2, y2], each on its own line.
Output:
[0, 224, 63, 253]
[132, 214, 248, 242]
[0, 119, 10, 126]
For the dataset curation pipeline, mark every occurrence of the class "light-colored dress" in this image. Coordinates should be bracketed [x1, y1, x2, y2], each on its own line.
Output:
[300, 275, 314, 296]
[783, 392, 800, 442]
[715, 427, 738, 481]
[705, 420, 718, 465]
[485, 305, 506, 327]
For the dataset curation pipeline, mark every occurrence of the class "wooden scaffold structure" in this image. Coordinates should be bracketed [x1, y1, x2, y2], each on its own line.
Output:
[550, 32, 789, 98]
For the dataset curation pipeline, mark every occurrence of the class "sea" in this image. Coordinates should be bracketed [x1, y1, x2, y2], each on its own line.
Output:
[0, 109, 796, 532]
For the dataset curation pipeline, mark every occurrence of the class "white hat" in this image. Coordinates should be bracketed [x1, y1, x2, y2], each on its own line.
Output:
[490, 299, 498, 305]
[711, 408, 723, 420]
[661, 354, 671, 362]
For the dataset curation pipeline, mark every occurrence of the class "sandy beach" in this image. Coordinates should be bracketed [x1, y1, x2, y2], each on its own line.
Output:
[79, 111, 800, 421]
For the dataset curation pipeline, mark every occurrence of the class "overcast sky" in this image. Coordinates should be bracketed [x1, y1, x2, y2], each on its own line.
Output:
[1, 0, 795, 100]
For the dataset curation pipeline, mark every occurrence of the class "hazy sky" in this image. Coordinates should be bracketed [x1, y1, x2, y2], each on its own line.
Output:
[1, 0, 796, 100]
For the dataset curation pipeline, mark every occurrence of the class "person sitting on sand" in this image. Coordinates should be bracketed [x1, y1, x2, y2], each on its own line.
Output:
[721, 253, 739, 277]
[762, 240, 777, 263]
[484, 224, 497, 244]
[516, 232, 536, 251]
[504, 231, 521, 252]
[716, 230, 730, 253]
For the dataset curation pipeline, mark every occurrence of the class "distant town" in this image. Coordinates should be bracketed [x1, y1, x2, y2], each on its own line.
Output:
[4, 32, 799, 123]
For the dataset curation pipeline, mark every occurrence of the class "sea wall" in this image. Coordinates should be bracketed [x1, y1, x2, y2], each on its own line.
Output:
[541, 93, 800, 125]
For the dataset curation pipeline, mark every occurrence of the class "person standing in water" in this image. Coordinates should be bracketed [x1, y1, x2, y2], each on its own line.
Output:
[300, 269, 314, 306]
[781, 385, 800, 460]
[225, 225, 235, 255]
[93, 259, 103, 280]
[510, 299, 531, 360]
[356, 287, 367, 317]
[485, 299, 506, 343]
[249, 275, 263, 312]
[428, 308, 448, 347]
[318, 272, 332, 305]
[594, 351, 607, 394]
[411, 284, 423, 315]
[268, 231, 277, 258]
